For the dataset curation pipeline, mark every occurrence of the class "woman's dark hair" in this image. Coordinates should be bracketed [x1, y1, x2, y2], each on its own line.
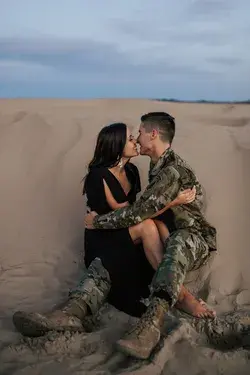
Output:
[82, 122, 127, 194]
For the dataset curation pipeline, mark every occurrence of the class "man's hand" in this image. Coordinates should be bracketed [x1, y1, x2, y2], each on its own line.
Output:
[84, 211, 98, 229]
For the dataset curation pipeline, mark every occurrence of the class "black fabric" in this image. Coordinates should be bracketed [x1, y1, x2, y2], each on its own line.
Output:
[154, 209, 176, 233]
[84, 162, 154, 317]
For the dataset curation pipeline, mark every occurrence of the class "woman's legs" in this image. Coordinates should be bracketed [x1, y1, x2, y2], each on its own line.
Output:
[153, 219, 170, 244]
[129, 219, 164, 271]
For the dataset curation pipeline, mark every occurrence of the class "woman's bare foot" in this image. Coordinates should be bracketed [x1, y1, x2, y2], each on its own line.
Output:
[175, 288, 216, 318]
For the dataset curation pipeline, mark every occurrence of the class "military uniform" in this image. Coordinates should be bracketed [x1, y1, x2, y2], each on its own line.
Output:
[93, 148, 217, 307]
[93, 147, 217, 360]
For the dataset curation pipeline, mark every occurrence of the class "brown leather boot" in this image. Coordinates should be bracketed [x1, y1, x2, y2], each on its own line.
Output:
[116, 297, 168, 359]
[12, 295, 88, 337]
[13, 257, 111, 337]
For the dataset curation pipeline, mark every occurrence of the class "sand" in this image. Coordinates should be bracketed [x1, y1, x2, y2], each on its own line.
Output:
[0, 98, 249, 375]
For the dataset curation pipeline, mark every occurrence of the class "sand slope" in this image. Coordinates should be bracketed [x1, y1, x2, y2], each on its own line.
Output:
[0, 99, 250, 374]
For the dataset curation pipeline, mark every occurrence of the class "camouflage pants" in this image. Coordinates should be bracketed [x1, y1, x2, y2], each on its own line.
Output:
[69, 257, 111, 315]
[150, 229, 211, 307]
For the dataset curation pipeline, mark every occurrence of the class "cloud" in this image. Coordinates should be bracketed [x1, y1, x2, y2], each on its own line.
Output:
[207, 56, 243, 66]
[0, 59, 53, 82]
[0, 37, 126, 73]
[188, 0, 235, 16]
[0, 36, 221, 85]
[0, 0, 249, 100]
[112, 17, 232, 48]
[108, 0, 249, 50]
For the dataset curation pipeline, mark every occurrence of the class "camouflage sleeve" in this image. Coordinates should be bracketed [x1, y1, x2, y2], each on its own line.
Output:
[93, 166, 181, 229]
[148, 160, 155, 181]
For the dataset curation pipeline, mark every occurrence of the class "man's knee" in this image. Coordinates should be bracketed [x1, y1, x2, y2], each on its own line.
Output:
[163, 230, 209, 269]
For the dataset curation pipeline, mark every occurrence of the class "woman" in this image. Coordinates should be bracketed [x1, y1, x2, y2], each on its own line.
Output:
[83, 122, 193, 317]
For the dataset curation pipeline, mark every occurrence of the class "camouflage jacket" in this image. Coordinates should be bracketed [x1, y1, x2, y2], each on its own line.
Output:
[93, 148, 217, 250]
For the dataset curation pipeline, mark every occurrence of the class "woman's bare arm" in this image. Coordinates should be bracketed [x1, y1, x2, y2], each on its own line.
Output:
[103, 179, 129, 210]
[104, 180, 195, 215]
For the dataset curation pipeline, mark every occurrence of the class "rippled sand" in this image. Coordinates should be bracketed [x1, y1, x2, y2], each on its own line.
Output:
[0, 99, 250, 375]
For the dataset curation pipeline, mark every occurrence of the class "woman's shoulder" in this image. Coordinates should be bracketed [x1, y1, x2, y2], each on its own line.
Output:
[85, 167, 106, 185]
[87, 166, 104, 175]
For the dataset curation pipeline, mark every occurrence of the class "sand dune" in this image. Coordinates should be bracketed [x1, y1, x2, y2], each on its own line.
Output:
[0, 99, 250, 374]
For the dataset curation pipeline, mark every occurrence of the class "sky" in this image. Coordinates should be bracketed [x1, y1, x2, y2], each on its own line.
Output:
[0, 0, 249, 100]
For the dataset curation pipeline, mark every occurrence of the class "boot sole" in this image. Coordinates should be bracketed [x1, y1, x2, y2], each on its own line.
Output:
[116, 339, 151, 360]
[13, 311, 85, 337]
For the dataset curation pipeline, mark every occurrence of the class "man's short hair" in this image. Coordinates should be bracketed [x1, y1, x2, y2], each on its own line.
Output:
[141, 112, 175, 144]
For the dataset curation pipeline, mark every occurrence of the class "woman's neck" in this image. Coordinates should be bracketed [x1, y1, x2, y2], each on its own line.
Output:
[110, 158, 129, 174]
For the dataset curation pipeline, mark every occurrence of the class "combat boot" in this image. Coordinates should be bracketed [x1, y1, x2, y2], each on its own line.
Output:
[116, 297, 168, 359]
[13, 295, 88, 337]
[13, 257, 111, 337]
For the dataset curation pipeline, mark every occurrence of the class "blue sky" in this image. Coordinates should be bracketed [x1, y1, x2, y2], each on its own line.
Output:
[0, 0, 249, 100]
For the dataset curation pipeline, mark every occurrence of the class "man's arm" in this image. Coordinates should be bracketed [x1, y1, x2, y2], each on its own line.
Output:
[93, 166, 181, 229]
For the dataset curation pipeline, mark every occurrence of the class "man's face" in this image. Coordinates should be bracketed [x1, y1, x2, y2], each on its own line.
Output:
[137, 123, 153, 156]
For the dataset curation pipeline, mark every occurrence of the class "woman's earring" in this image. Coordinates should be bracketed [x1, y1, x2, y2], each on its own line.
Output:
[118, 159, 123, 169]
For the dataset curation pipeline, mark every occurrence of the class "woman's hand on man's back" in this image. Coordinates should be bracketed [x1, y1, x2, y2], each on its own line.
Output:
[85, 211, 98, 229]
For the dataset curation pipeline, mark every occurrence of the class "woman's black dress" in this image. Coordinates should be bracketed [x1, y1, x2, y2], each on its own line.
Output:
[84, 162, 154, 317]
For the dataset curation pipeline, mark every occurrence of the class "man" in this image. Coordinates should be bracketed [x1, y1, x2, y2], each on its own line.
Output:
[84, 112, 217, 359]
